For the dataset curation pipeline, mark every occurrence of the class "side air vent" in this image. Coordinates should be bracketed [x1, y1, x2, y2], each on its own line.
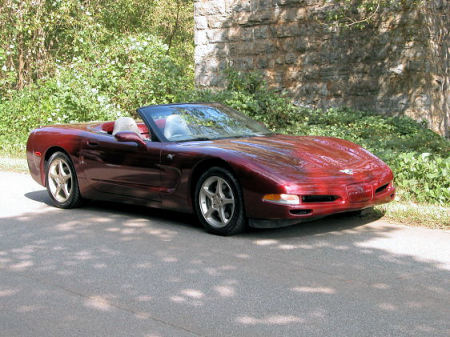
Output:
[302, 195, 339, 203]
[375, 184, 389, 194]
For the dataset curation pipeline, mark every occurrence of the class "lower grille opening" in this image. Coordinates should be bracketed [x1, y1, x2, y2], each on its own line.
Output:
[302, 195, 339, 203]
[375, 184, 389, 194]
[290, 209, 312, 215]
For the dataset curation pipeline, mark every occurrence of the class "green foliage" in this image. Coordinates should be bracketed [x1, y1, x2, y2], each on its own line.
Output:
[0, 0, 193, 95]
[0, 0, 194, 154]
[390, 153, 449, 204]
[75, 34, 193, 111]
[180, 70, 298, 130]
[0, 33, 192, 154]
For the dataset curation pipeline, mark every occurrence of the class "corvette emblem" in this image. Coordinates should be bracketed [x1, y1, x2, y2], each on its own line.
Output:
[340, 169, 354, 175]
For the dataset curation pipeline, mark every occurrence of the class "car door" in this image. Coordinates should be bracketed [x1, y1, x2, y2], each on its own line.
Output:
[80, 133, 162, 201]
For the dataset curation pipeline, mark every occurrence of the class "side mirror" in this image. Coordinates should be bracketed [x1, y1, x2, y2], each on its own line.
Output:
[114, 131, 146, 148]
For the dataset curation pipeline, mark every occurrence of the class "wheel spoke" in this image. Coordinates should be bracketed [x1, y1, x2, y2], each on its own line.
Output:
[217, 178, 224, 198]
[62, 183, 70, 198]
[49, 171, 58, 180]
[54, 184, 62, 198]
[61, 168, 71, 181]
[204, 207, 215, 218]
[62, 173, 71, 183]
[202, 186, 215, 200]
[58, 160, 65, 176]
[49, 174, 59, 185]
[222, 197, 234, 205]
[218, 206, 227, 224]
[49, 163, 58, 177]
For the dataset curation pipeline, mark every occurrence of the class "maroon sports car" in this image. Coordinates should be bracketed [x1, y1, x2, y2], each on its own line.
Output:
[27, 103, 395, 235]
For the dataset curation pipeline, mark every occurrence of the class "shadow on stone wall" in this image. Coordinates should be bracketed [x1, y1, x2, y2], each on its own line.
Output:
[194, 0, 448, 136]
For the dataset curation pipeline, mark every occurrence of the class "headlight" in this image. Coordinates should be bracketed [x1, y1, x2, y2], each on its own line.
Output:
[262, 194, 300, 205]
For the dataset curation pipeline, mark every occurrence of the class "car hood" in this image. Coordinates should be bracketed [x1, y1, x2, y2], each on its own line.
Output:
[195, 134, 387, 183]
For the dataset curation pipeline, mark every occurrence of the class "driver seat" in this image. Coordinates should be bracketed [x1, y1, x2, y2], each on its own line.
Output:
[164, 114, 191, 140]
[112, 117, 142, 138]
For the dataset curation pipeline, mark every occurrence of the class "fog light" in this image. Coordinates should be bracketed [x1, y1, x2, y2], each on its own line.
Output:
[263, 194, 300, 205]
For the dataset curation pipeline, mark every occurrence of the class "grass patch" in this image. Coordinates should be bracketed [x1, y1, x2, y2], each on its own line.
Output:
[373, 202, 450, 230]
[0, 156, 28, 173]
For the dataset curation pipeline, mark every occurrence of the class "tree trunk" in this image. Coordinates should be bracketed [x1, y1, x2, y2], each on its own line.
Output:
[166, 0, 181, 53]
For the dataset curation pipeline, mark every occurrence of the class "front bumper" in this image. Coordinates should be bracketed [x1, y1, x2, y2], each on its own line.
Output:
[246, 181, 395, 228]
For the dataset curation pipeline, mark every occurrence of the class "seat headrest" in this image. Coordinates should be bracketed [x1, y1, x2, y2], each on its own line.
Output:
[113, 117, 141, 138]
[164, 114, 191, 140]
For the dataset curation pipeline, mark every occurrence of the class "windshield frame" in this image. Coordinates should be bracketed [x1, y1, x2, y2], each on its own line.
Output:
[137, 103, 272, 143]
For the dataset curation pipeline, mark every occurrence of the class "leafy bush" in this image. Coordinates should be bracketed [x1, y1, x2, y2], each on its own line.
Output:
[0, 73, 122, 154]
[390, 153, 449, 204]
[0, 34, 192, 154]
[76, 34, 193, 112]
[0, 0, 193, 96]
[179, 70, 298, 129]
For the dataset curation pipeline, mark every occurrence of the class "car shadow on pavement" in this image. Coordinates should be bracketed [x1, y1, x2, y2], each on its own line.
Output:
[24, 190, 54, 206]
[24, 189, 382, 236]
[244, 210, 385, 239]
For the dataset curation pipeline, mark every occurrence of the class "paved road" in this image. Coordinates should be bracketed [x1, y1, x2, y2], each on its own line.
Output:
[0, 171, 449, 337]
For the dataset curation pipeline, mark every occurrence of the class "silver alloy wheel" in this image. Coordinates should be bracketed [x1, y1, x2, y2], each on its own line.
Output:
[199, 176, 235, 228]
[48, 158, 73, 203]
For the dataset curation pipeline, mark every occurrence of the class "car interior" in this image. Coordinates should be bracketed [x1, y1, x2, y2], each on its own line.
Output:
[91, 114, 192, 142]
[163, 114, 191, 140]
[92, 118, 150, 140]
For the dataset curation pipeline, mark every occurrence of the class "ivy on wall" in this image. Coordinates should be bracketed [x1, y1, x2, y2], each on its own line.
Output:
[324, 0, 425, 29]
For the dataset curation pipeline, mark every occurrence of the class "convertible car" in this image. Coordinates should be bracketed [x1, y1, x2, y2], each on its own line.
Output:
[27, 103, 395, 235]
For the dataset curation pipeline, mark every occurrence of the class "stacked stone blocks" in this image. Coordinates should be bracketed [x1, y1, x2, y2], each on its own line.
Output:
[194, 0, 448, 136]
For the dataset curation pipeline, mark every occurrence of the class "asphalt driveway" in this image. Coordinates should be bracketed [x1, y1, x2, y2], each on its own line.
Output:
[0, 171, 449, 337]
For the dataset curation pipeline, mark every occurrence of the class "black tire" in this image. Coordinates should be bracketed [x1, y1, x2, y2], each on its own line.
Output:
[45, 151, 82, 209]
[194, 167, 246, 236]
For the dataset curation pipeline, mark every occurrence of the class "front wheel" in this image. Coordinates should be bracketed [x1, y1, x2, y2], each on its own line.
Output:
[46, 151, 82, 209]
[194, 167, 246, 236]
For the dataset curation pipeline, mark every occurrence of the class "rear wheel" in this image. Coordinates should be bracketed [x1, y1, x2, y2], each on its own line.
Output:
[194, 167, 246, 235]
[46, 152, 82, 209]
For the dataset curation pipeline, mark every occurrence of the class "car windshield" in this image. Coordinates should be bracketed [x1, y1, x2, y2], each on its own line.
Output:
[140, 103, 272, 142]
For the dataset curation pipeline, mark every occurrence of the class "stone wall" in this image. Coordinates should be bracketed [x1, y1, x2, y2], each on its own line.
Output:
[194, 0, 449, 137]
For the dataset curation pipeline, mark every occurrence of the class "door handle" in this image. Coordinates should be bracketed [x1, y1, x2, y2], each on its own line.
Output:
[166, 153, 175, 160]
[87, 141, 99, 147]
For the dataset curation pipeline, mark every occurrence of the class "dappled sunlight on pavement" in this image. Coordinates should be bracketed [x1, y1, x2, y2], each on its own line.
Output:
[0, 171, 449, 336]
